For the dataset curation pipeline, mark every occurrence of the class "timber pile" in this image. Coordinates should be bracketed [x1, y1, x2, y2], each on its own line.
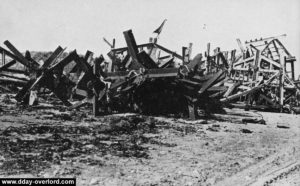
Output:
[0, 29, 229, 119]
[71, 30, 228, 119]
[1, 23, 299, 118]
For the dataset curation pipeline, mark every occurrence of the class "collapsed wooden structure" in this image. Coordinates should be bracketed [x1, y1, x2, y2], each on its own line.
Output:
[221, 35, 299, 112]
[0, 27, 299, 118]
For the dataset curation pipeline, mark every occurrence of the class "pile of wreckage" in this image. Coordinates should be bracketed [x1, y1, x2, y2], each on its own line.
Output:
[0, 25, 299, 119]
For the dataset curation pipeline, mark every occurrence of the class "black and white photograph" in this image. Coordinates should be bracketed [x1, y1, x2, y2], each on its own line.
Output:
[0, 0, 300, 185]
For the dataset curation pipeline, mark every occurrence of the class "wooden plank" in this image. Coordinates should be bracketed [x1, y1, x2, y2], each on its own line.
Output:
[260, 56, 281, 68]
[28, 74, 45, 91]
[179, 79, 201, 86]
[198, 70, 224, 94]
[2, 68, 26, 74]
[3, 40, 39, 69]
[233, 67, 267, 72]
[0, 46, 21, 63]
[279, 53, 285, 111]
[274, 39, 291, 57]
[70, 98, 89, 109]
[290, 60, 295, 80]
[214, 73, 227, 86]
[138, 50, 158, 69]
[159, 57, 174, 68]
[49, 50, 78, 71]
[206, 43, 210, 56]
[154, 43, 183, 60]
[158, 55, 171, 60]
[187, 53, 202, 70]
[207, 86, 227, 92]
[236, 39, 246, 55]
[209, 88, 227, 98]
[75, 89, 88, 97]
[187, 102, 198, 120]
[187, 43, 193, 61]
[41, 46, 65, 69]
[230, 103, 276, 110]
[182, 47, 188, 65]
[223, 81, 241, 97]
[215, 47, 220, 71]
[93, 59, 100, 116]
[252, 49, 260, 81]
[221, 86, 261, 102]
[145, 68, 178, 78]
[0, 78, 27, 86]
[106, 68, 178, 80]
[0, 60, 16, 71]
[2, 50, 5, 65]
[0, 73, 28, 81]
[111, 43, 154, 53]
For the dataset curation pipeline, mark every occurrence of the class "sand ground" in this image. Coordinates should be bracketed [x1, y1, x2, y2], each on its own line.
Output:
[0, 93, 299, 186]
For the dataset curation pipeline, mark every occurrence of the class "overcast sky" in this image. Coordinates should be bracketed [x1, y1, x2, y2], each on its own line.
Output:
[1, 0, 299, 76]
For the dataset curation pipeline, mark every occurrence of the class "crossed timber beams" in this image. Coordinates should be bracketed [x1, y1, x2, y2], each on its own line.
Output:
[93, 30, 229, 119]
[71, 52, 107, 116]
[4, 41, 108, 109]
[1, 41, 82, 106]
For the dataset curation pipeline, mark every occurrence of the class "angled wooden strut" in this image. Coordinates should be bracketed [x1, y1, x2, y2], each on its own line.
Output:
[4, 40, 39, 70]
[199, 70, 225, 94]
[123, 30, 159, 69]
[123, 30, 144, 70]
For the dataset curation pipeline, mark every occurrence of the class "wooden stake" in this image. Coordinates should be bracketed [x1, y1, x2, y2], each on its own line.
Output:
[291, 61, 295, 80]
[2, 50, 5, 65]
[182, 47, 188, 65]
[279, 53, 285, 112]
[93, 60, 100, 116]
[188, 102, 197, 120]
